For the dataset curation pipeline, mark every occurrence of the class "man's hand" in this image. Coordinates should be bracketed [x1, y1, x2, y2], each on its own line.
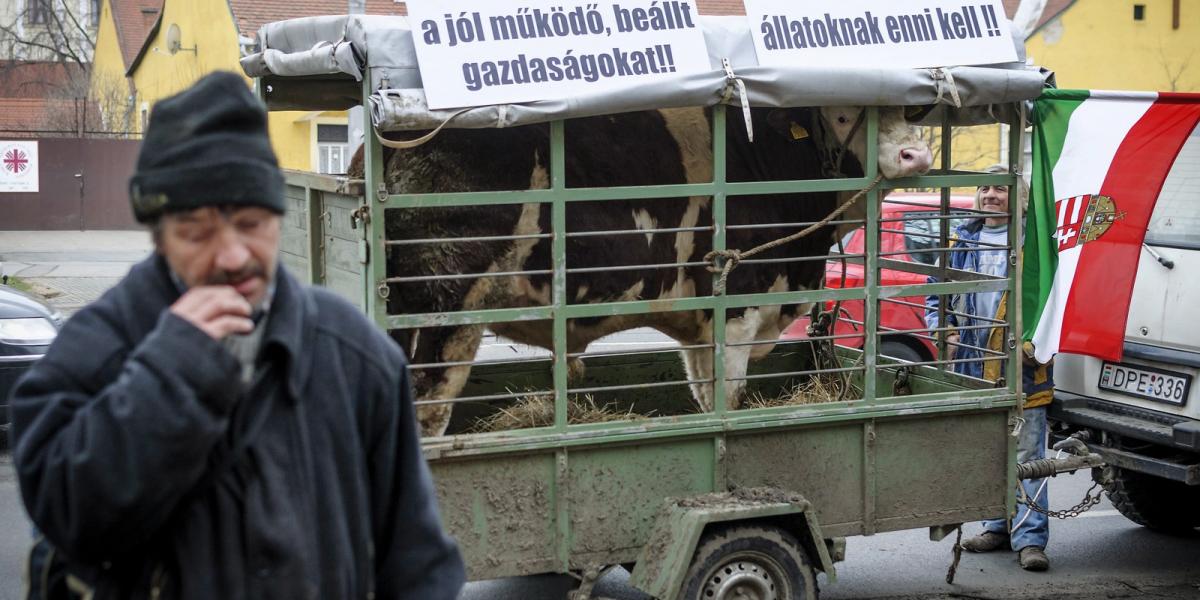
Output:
[945, 332, 960, 360]
[170, 286, 254, 340]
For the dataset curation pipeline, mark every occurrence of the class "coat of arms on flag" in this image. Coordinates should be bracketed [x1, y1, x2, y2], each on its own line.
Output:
[1054, 194, 1125, 252]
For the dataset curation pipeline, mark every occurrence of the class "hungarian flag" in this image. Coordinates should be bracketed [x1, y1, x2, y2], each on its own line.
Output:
[1023, 90, 1200, 363]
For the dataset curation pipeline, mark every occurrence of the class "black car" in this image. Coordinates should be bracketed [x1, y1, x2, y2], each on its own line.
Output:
[0, 284, 61, 450]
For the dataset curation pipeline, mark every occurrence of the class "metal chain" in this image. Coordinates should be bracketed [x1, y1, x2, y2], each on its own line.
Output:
[1019, 481, 1104, 519]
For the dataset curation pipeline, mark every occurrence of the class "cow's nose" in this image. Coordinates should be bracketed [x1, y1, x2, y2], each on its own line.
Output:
[899, 146, 933, 175]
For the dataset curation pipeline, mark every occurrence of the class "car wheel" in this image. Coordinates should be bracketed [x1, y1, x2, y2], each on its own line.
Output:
[1102, 467, 1200, 534]
[678, 525, 818, 600]
[879, 340, 923, 363]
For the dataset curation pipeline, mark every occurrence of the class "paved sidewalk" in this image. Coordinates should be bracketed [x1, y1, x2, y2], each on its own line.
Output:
[0, 230, 151, 315]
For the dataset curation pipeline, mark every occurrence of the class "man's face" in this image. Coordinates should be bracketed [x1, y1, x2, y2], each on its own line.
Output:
[978, 185, 1010, 216]
[156, 206, 281, 307]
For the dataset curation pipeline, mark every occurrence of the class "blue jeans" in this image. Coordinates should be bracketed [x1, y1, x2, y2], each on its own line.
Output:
[982, 407, 1049, 550]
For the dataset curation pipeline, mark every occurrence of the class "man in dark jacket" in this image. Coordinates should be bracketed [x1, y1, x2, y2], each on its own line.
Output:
[10, 71, 465, 599]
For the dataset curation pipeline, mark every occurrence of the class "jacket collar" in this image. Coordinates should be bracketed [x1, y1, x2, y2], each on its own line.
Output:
[259, 266, 317, 403]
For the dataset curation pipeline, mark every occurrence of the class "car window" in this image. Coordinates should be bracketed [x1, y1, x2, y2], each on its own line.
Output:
[1146, 132, 1200, 249]
[829, 229, 857, 254]
[902, 211, 973, 265]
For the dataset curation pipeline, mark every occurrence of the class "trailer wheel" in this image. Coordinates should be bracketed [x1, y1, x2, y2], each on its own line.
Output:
[1102, 467, 1200, 533]
[879, 340, 924, 363]
[678, 525, 818, 600]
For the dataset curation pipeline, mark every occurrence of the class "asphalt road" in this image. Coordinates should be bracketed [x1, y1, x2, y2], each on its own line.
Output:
[2, 452, 1197, 600]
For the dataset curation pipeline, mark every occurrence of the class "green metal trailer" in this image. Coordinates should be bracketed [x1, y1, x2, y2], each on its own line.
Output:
[250, 23, 1044, 594]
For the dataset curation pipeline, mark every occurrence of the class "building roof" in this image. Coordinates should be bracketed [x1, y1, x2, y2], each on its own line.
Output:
[111, 0, 164, 70]
[0, 61, 87, 98]
[228, 0, 407, 41]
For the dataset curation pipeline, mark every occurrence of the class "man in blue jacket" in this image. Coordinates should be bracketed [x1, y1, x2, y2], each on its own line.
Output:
[10, 71, 465, 599]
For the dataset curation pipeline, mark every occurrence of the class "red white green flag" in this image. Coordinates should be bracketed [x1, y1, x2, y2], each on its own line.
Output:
[1023, 90, 1200, 363]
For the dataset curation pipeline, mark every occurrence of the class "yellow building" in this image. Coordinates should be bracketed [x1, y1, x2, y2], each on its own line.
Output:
[1028, 0, 1199, 92]
[93, 0, 403, 172]
[946, 0, 1199, 173]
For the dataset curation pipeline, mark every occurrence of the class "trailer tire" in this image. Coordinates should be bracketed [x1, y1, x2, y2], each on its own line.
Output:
[679, 524, 818, 600]
[1102, 467, 1200, 533]
[879, 340, 924, 363]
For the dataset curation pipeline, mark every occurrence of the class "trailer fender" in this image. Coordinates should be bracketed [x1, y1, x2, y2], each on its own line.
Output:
[629, 487, 835, 600]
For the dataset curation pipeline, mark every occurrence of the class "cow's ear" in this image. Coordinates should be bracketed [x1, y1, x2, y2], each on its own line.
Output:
[905, 104, 936, 123]
[765, 108, 810, 141]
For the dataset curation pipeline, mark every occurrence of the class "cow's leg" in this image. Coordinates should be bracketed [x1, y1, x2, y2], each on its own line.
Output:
[395, 324, 486, 437]
[679, 343, 714, 413]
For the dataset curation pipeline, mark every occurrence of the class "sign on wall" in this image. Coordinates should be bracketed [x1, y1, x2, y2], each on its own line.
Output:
[0, 141, 39, 193]
[406, 0, 711, 109]
[744, 0, 1018, 70]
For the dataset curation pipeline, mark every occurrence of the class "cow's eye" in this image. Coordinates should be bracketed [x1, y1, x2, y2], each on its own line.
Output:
[837, 116, 848, 124]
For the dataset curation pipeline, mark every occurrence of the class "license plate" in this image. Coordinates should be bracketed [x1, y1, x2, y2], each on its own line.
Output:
[1099, 362, 1191, 406]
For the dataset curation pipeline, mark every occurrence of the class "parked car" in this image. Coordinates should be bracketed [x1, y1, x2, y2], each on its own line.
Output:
[782, 193, 976, 361]
[1048, 152, 1200, 532]
[0, 283, 61, 450]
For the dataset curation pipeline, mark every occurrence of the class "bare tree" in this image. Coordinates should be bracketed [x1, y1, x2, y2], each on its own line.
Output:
[1157, 44, 1196, 93]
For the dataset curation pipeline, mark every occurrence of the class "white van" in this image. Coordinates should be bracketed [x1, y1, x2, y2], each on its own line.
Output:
[1049, 123, 1200, 532]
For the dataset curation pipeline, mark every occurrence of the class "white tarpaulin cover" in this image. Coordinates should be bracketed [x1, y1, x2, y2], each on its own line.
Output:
[240, 14, 1052, 131]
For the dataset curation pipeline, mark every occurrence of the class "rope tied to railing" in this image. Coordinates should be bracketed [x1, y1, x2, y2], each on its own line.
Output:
[704, 174, 885, 295]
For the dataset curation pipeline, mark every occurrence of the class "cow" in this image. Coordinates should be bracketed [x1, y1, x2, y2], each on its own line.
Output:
[348, 105, 932, 436]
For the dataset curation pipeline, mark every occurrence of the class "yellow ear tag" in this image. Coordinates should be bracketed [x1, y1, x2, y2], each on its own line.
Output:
[789, 122, 809, 140]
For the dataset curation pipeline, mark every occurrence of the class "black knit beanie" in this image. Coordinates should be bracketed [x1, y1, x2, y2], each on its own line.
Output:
[129, 71, 285, 223]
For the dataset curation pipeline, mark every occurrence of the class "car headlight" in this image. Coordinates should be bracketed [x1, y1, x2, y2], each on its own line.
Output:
[0, 318, 57, 345]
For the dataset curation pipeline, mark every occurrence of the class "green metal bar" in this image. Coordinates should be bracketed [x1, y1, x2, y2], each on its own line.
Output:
[711, 105, 729, 417]
[862, 107, 880, 402]
[882, 279, 1009, 299]
[551, 120, 569, 432]
[363, 76, 388, 327]
[380, 176, 879, 210]
[882, 172, 1013, 190]
[421, 394, 1014, 458]
[386, 306, 553, 330]
[305, 186, 321, 285]
[937, 109, 953, 370]
[1005, 108, 1027, 521]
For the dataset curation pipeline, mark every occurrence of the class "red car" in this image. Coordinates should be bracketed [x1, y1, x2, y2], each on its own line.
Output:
[782, 193, 976, 362]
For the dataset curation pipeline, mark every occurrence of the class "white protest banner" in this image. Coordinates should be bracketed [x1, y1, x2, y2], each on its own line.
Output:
[406, 0, 711, 109]
[744, 0, 1018, 70]
[0, 141, 38, 193]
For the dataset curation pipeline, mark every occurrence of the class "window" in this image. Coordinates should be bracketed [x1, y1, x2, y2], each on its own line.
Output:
[91, 0, 101, 25]
[1146, 129, 1200, 249]
[902, 211, 973, 266]
[1133, 4, 1145, 20]
[26, 0, 52, 25]
[317, 123, 350, 174]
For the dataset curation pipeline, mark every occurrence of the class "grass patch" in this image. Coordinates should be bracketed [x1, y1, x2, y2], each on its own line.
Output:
[2, 275, 34, 295]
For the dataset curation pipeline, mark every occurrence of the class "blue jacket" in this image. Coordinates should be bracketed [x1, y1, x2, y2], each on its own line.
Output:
[924, 219, 1052, 407]
[11, 256, 465, 599]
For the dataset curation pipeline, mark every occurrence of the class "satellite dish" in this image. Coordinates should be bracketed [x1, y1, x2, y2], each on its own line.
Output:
[166, 23, 182, 54]
[164, 23, 196, 55]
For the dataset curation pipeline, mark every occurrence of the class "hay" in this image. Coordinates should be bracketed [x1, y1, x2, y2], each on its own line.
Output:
[742, 375, 860, 409]
[469, 390, 655, 433]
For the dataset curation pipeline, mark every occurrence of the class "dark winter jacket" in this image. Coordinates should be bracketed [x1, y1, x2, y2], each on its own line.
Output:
[10, 255, 465, 599]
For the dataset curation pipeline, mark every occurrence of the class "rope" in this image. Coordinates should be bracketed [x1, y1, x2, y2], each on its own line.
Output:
[704, 174, 884, 295]
[946, 525, 964, 584]
[374, 107, 473, 150]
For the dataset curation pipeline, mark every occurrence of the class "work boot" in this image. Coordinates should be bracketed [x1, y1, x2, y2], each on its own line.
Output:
[1019, 546, 1049, 571]
[960, 530, 1009, 553]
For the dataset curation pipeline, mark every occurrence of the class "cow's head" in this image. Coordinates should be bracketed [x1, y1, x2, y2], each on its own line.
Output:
[818, 106, 933, 179]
